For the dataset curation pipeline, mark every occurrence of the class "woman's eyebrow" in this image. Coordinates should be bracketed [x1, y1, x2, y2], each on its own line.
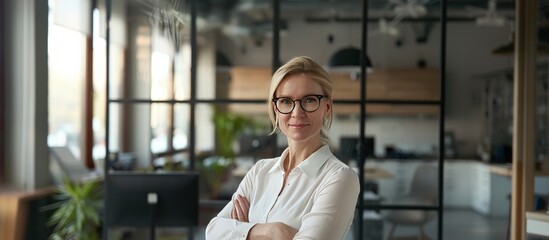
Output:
[275, 94, 322, 98]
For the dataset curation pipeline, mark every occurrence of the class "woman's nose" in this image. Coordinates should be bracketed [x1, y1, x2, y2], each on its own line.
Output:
[291, 101, 306, 117]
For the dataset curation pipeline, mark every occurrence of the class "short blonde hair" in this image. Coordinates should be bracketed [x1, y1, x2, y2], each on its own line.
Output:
[267, 56, 333, 145]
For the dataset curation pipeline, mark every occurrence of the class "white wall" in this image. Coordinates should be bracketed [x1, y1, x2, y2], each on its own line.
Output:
[3, 0, 50, 189]
[445, 23, 513, 156]
[219, 20, 513, 157]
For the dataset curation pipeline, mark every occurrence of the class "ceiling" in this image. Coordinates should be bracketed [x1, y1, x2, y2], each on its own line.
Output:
[136, 0, 549, 42]
[194, 0, 531, 20]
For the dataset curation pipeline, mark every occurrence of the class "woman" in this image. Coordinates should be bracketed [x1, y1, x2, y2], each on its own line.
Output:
[206, 56, 360, 240]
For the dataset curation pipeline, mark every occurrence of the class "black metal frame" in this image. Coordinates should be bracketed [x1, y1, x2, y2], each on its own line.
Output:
[103, 0, 447, 239]
[0, 0, 4, 184]
[355, 0, 446, 238]
[103, 0, 111, 238]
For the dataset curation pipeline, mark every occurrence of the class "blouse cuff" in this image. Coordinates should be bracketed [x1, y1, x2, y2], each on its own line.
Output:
[231, 222, 256, 239]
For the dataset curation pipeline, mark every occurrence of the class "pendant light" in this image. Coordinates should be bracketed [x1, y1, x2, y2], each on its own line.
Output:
[328, 46, 373, 75]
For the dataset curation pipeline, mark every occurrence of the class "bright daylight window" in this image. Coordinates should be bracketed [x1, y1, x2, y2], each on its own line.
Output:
[151, 51, 172, 154]
[48, 0, 111, 168]
[47, 0, 87, 159]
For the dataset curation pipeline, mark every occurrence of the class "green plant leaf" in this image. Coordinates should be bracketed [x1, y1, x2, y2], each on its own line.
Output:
[46, 179, 103, 239]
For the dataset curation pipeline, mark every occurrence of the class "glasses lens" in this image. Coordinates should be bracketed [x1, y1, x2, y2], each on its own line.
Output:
[276, 98, 294, 113]
[301, 96, 320, 112]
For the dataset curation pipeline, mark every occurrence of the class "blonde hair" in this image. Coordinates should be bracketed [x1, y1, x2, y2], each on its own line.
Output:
[267, 56, 334, 145]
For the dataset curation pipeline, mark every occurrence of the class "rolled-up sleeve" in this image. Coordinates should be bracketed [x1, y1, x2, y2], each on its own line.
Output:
[294, 167, 360, 240]
[205, 161, 261, 240]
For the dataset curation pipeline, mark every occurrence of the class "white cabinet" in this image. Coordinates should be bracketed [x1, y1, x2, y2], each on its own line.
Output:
[443, 161, 472, 208]
[375, 160, 473, 207]
[373, 160, 428, 203]
[471, 163, 511, 217]
[370, 159, 512, 216]
[471, 163, 491, 215]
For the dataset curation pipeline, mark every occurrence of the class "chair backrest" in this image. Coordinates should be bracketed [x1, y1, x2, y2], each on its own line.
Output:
[409, 163, 438, 204]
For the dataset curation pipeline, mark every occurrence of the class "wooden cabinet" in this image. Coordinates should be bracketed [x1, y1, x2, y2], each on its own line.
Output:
[228, 67, 272, 100]
[227, 67, 440, 115]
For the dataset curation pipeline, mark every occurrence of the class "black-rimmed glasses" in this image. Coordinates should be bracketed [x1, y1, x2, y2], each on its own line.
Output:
[272, 95, 325, 114]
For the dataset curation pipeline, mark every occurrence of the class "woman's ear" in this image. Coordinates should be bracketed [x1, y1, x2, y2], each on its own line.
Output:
[325, 98, 332, 112]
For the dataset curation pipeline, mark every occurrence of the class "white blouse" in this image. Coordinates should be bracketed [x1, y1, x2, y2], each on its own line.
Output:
[205, 145, 360, 240]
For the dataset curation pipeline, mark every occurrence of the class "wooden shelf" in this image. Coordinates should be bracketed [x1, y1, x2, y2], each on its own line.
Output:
[226, 67, 440, 115]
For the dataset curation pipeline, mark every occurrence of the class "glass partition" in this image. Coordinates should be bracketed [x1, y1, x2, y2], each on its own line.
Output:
[194, 103, 272, 202]
[196, 0, 274, 101]
[101, 0, 471, 239]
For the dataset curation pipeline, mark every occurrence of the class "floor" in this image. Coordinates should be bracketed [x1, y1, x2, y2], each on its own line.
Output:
[373, 209, 508, 240]
[111, 209, 508, 239]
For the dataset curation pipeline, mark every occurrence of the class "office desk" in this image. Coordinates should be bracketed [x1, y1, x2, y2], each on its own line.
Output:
[364, 166, 394, 180]
[526, 211, 549, 237]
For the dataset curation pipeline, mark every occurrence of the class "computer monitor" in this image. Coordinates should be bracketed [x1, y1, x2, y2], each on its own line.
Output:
[105, 172, 199, 228]
[238, 134, 275, 158]
[339, 136, 375, 161]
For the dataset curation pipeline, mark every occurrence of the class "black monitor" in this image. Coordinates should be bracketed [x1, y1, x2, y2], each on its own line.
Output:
[339, 136, 375, 161]
[105, 172, 199, 230]
[238, 134, 275, 158]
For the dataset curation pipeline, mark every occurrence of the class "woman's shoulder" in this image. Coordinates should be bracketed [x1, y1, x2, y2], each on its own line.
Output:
[323, 156, 359, 180]
[249, 156, 280, 172]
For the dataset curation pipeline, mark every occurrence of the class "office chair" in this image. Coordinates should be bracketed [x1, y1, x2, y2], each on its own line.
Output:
[384, 163, 438, 240]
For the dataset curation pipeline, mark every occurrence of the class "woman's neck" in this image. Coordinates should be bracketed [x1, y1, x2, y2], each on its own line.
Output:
[284, 139, 324, 172]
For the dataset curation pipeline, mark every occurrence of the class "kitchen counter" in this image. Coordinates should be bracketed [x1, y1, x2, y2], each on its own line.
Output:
[487, 164, 549, 177]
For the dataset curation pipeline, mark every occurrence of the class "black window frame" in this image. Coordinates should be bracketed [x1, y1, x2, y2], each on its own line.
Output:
[103, 0, 447, 239]
[0, 0, 5, 184]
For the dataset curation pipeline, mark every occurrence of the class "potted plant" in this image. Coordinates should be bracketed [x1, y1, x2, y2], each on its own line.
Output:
[45, 178, 103, 240]
[199, 108, 260, 199]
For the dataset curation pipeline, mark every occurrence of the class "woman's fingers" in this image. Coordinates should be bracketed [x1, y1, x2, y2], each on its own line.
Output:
[231, 194, 250, 222]
[236, 195, 249, 222]
[230, 205, 236, 219]
[239, 195, 250, 213]
[234, 196, 247, 222]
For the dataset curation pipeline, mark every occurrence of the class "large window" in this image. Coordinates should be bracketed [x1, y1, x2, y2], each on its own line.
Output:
[47, 0, 88, 160]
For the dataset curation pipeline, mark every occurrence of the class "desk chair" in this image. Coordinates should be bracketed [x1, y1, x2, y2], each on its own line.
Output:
[384, 163, 438, 240]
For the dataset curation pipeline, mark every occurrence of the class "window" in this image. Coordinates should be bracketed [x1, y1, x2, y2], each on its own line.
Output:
[48, 0, 102, 171]
[47, 2, 88, 160]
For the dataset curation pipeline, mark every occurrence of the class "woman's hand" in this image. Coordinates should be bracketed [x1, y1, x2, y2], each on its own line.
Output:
[231, 195, 297, 239]
[231, 194, 250, 222]
[248, 222, 298, 240]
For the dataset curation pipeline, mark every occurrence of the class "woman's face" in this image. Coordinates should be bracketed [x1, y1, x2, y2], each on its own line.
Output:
[274, 73, 331, 144]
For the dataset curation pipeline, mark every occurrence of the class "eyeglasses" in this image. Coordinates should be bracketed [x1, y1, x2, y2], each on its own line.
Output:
[272, 95, 325, 114]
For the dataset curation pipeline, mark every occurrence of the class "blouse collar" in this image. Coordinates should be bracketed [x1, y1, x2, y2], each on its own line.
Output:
[268, 145, 332, 178]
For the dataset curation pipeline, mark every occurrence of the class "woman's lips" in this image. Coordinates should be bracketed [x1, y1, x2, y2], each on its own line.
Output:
[289, 124, 308, 129]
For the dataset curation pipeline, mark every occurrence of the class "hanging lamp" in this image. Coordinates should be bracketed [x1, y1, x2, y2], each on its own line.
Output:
[328, 47, 372, 68]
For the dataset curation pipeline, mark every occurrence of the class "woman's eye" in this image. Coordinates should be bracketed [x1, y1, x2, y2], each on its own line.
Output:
[303, 97, 316, 103]
[280, 98, 292, 104]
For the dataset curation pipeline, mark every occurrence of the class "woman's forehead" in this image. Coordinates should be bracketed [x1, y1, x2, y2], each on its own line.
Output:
[276, 74, 322, 95]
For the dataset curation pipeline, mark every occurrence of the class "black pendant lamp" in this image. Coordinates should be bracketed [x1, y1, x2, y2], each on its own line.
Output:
[216, 51, 232, 67]
[328, 47, 372, 68]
